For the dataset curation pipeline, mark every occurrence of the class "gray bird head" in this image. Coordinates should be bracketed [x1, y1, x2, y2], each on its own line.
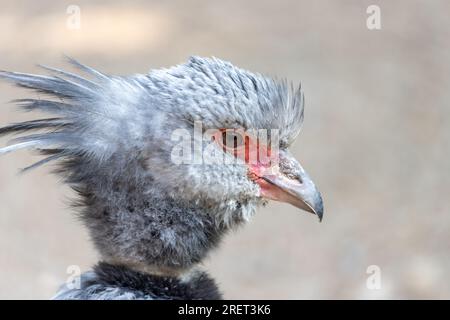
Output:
[0, 56, 323, 272]
[142, 57, 323, 223]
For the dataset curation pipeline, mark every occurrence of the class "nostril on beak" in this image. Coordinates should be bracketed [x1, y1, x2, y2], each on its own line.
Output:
[286, 172, 303, 184]
[283, 172, 303, 184]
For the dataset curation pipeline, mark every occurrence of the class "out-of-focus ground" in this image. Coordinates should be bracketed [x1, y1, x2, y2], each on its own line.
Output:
[0, 0, 449, 299]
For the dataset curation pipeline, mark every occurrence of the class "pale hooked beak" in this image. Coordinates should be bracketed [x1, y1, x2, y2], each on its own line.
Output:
[255, 151, 324, 221]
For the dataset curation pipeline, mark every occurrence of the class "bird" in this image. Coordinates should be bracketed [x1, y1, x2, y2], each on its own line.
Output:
[0, 56, 323, 300]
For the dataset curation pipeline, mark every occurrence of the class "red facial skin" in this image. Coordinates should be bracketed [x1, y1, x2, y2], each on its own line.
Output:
[211, 129, 322, 220]
[213, 129, 280, 197]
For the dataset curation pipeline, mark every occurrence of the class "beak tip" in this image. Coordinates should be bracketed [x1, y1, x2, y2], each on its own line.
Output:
[313, 194, 324, 222]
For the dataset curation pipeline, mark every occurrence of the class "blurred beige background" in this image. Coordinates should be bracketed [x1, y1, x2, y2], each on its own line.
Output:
[0, 0, 449, 299]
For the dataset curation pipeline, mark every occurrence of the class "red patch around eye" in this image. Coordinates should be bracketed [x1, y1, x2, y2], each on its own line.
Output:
[214, 129, 277, 172]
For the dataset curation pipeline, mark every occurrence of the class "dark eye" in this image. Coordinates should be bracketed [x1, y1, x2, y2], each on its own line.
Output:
[222, 130, 244, 149]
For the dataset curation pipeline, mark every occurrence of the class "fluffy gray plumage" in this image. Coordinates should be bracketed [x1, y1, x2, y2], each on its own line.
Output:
[0, 56, 307, 299]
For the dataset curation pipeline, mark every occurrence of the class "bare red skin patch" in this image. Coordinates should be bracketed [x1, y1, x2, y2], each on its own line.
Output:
[213, 128, 280, 194]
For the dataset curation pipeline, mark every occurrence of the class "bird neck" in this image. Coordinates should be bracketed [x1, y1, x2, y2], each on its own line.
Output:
[73, 156, 235, 273]
[90, 261, 222, 299]
[102, 257, 194, 278]
[54, 261, 222, 299]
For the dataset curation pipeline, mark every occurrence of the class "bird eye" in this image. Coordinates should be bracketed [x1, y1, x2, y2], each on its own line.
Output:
[221, 130, 244, 150]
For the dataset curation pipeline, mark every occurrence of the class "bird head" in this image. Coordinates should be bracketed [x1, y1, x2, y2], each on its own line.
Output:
[141, 57, 323, 224]
[0, 56, 323, 270]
